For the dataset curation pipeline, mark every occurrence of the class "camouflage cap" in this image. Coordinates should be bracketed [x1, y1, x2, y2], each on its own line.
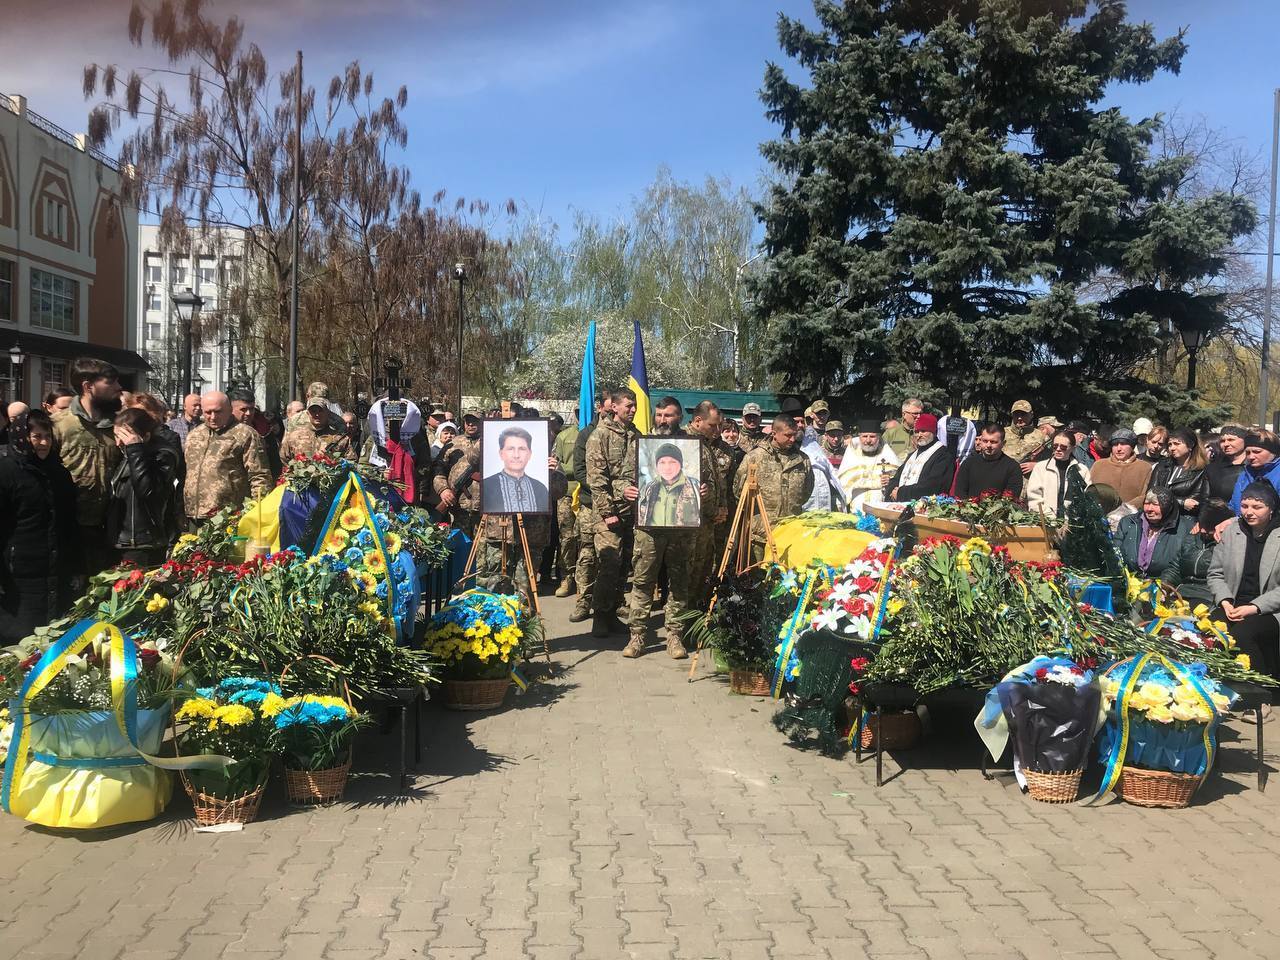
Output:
[1037, 415, 1063, 428]
[463, 407, 484, 420]
[1010, 399, 1033, 414]
[825, 420, 844, 433]
[810, 399, 830, 414]
[305, 381, 330, 399]
[742, 402, 762, 416]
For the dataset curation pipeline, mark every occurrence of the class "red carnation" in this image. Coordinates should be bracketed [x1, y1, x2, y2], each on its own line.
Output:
[1034, 667, 1049, 680]
[850, 657, 870, 672]
[848, 682, 861, 696]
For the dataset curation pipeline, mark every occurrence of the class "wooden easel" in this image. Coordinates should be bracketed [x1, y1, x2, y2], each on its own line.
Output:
[459, 513, 551, 662]
[687, 462, 779, 680]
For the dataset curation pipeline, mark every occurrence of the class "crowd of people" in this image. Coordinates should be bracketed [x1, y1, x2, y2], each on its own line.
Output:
[4, 361, 1280, 685]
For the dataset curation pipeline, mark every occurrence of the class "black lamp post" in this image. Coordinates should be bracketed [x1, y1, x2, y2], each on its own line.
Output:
[454, 262, 466, 410]
[8, 340, 25, 403]
[1180, 326, 1207, 391]
[172, 287, 205, 400]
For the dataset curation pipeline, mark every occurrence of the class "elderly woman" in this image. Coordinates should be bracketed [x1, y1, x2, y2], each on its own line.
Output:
[1117, 489, 1196, 587]
[1208, 480, 1280, 684]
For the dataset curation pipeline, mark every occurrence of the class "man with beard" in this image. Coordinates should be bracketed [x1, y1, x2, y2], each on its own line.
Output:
[837, 420, 900, 511]
[53, 358, 125, 575]
[735, 416, 813, 562]
[586, 389, 639, 639]
[652, 396, 685, 437]
[886, 413, 954, 502]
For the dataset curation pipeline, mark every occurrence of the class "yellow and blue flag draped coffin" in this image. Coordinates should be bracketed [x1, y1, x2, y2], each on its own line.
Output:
[771, 511, 880, 571]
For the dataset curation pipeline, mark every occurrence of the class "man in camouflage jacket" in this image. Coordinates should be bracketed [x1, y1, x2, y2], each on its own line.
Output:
[734, 416, 813, 562]
[432, 411, 483, 539]
[183, 391, 272, 523]
[585, 389, 638, 639]
[281, 395, 353, 465]
[737, 402, 769, 454]
[686, 402, 727, 611]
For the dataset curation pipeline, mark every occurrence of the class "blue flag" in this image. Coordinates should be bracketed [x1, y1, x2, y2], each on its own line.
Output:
[628, 320, 652, 433]
[579, 321, 597, 430]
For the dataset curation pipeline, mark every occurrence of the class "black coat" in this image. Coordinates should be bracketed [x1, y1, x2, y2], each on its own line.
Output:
[1147, 459, 1207, 514]
[0, 444, 80, 602]
[890, 442, 955, 502]
[106, 439, 182, 551]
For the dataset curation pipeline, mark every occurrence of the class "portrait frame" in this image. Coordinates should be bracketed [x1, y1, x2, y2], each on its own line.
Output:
[636, 435, 702, 530]
[481, 418, 553, 516]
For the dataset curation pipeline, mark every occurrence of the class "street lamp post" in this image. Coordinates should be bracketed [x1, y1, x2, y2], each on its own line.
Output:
[8, 340, 25, 404]
[454, 262, 466, 410]
[349, 352, 360, 409]
[172, 287, 205, 402]
[1180, 326, 1207, 391]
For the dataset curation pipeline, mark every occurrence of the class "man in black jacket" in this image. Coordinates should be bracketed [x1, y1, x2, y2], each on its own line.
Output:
[953, 423, 1024, 500]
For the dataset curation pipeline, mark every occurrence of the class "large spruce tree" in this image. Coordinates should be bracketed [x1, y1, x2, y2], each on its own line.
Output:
[752, 0, 1255, 418]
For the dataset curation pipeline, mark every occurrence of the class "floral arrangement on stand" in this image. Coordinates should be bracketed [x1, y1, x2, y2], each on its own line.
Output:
[1095, 656, 1237, 808]
[683, 564, 803, 687]
[805, 542, 897, 641]
[423, 590, 538, 710]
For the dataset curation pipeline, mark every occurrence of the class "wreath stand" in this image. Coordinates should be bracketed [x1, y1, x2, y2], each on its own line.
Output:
[687, 462, 779, 681]
[459, 513, 551, 663]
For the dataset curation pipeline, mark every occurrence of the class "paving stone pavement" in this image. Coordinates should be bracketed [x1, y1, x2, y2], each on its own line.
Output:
[1, 594, 1278, 959]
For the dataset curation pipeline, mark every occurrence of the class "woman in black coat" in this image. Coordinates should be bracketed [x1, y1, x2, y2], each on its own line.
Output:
[0, 410, 81, 644]
[1147, 427, 1208, 519]
[106, 408, 182, 567]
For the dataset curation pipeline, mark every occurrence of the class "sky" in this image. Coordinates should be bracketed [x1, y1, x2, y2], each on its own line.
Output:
[2, 0, 1280, 228]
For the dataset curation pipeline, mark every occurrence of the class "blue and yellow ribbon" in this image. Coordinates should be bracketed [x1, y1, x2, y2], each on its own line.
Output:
[313, 472, 398, 629]
[2, 619, 230, 815]
[510, 665, 529, 693]
[770, 571, 818, 699]
[1090, 652, 1219, 803]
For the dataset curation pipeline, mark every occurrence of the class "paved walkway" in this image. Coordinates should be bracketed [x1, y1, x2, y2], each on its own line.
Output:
[1, 595, 1278, 959]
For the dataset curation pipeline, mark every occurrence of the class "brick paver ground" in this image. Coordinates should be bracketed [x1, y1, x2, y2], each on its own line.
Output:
[1, 594, 1277, 959]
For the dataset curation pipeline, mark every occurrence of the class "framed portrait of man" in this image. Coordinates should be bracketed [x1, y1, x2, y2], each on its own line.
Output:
[636, 436, 702, 529]
[481, 419, 552, 515]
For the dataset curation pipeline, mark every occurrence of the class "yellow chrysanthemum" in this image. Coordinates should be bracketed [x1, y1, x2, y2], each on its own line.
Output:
[260, 693, 287, 718]
[210, 704, 255, 729]
[145, 593, 169, 613]
[177, 533, 198, 546]
[175, 698, 217, 722]
[1236, 654, 1252, 671]
[364, 551, 387, 574]
[384, 532, 403, 555]
[340, 507, 367, 531]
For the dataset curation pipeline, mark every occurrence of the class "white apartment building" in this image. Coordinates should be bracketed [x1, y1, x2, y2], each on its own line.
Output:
[0, 92, 143, 405]
[135, 223, 262, 405]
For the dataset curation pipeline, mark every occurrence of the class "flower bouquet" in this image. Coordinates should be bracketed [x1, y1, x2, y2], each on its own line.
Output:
[684, 564, 803, 694]
[176, 678, 281, 825]
[1096, 655, 1236, 808]
[272, 693, 366, 804]
[423, 591, 531, 710]
[0, 622, 182, 829]
[978, 657, 1104, 803]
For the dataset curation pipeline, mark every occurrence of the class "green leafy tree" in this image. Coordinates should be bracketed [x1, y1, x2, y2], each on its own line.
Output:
[753, 0, 1255, 419]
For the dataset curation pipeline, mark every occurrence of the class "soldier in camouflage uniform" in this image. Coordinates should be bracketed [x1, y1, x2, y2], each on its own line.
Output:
[734, 416, 814, 563]
[280, 395, 353, 463]
[570, 396, 610, 622]
[286, 382, 339, 433]
[432, 411, 483, 540]
[585, 389, 639, 639]
[1002, 399, 1046, 485]
[552, 416, 580, 597]
[737, 402, 769, 453]
[477, 450, 568, 600]
[183, 391, 272, 523]
[710, 424, 743, 589]
[685, 402, 727, 612]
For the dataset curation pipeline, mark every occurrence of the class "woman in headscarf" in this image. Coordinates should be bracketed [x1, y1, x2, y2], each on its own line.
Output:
[1116, 489, 1196, 586]
[1208, 480, 1280, 684]
[0, 410, 81, 643]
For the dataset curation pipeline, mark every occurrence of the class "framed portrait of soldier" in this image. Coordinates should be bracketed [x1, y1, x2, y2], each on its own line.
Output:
[481, 419, 552, 515]
[636, 436, 702, 529]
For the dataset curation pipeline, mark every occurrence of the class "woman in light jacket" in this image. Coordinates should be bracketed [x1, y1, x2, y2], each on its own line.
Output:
[1027, 431, 1090, 519]
[1208, 480, 1280, 683]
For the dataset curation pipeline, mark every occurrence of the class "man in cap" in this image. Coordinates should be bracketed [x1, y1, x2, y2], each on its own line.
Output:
[1003, 400, 1047, 475]
[883, 399, 924, 459]
[837, 419, 900, 511]
[427, 404, 447, 435]
[280, 390, 354, 463]
[886, 413, 954, 502]
[820, 420, 847, 469]
[734, 415, 813, 562]
[286, 382, 335, 432]
[432, 409, 484, 538]
[738, 402, 768, 453]
[803, 399, 831, 445]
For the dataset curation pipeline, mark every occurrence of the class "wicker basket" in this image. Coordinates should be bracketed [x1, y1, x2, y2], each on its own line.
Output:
[859, 710, 922, 750]
[1023, 767, 1083, 804]
[284, 758, 351, 805]
[729, 669, 771, 696]
[444, 678, 511, 711]
[1117, 766, 1202, 808]
[182, 774, 267, 827]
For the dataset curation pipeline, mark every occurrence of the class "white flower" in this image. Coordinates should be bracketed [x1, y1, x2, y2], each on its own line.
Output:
[830, 580, 857, 602]
[843, 614, 873, 639]
[811, 608, 843, 633]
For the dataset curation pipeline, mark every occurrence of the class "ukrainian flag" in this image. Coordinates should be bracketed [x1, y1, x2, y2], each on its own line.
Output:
[628, 320, 652, 432]
[578, 321, 597, 431]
